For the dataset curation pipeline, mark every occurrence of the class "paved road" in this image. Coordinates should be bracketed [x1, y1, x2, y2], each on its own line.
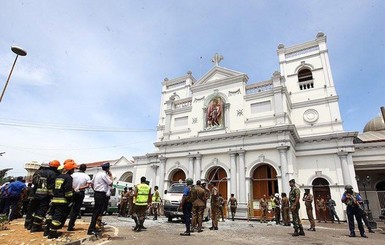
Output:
[81, 215, 385, 245]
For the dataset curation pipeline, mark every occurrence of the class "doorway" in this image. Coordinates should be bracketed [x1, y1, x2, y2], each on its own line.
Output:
[312, 177, 331, 221]
[251, 164, 278, 219]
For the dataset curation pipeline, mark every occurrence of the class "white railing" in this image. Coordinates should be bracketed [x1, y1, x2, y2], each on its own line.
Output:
[246, 81, 273, 94]
[167, 80, 186, 90]
[299, 80, 314, 90]
[174, 98, 192, 109]
[286, 46, 319, 59]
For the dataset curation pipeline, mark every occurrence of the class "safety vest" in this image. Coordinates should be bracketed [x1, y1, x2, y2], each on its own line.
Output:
[152, 190, 161, 203]
[271, 198, 276, 209]
[136, 183, 150, 206]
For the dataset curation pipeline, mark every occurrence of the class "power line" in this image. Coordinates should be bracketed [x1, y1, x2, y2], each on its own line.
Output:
[0, 118, 156, 132]
[0, 139, 154, 151]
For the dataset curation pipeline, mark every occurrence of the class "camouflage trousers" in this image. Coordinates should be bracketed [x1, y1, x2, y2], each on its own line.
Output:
[291, 206, 302, 230]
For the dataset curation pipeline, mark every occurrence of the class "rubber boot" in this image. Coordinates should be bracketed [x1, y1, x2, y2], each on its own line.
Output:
[43, 220, 51, 237]
[48, 229, 62, 239]
[292, 228, 299, 236]
[298, 226, 305, 236]
[30, 223, 44, 233]
[24, 218, 33, 230]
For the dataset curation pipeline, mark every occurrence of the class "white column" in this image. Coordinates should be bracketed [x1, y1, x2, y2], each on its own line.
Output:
[277, 146, 289, 195]
[195, 154, 202, 182]
[338, 151, 351, 186]
[151, 164, 159, 190]
[230, 152, 237, 198]
[158, 157, 166, 195]
[238, 151, 246, 204]
[188, 155, 194, 179]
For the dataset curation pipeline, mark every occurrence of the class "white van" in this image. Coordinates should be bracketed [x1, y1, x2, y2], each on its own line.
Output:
[163, 182, 210, 222]
[80, 181, 133, 215]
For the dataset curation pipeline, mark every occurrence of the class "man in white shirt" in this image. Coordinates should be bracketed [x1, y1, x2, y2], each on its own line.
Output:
[68, 164, 91, 231]
[87, 162, 113, 235]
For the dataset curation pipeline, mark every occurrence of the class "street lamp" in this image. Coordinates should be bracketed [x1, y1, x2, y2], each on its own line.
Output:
[0, 46, 27, 103]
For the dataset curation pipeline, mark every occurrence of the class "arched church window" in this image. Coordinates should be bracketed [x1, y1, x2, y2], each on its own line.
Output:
[376, 181, 385, 191]
[312, 177, 329, 186]
[298, 68, 314, 90]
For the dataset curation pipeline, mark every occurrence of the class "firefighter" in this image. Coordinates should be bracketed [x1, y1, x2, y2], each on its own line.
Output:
[28, 160, 60, 232]
[47, 160, 77, 239]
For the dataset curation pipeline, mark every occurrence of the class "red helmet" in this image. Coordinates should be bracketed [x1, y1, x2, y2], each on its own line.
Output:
[64, 161, 78, 171]
[49, 160, 60, 168]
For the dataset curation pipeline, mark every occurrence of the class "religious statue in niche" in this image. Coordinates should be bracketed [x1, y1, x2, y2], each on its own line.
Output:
[206, 97, 223, 130]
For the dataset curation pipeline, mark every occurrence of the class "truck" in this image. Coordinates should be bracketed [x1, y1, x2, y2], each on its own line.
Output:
[163, 182, 210, 222]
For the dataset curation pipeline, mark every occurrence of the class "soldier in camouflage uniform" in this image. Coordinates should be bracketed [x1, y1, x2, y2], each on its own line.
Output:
[289, 179, 305, 236]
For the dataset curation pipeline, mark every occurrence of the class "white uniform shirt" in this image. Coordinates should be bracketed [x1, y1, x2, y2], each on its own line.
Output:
[72, 171, 91, 192]
[92, 171, 112, 192]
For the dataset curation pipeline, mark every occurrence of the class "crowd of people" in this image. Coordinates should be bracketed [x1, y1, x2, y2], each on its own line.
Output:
[260, 179, 374, 238]
[0, 163, 377, 240]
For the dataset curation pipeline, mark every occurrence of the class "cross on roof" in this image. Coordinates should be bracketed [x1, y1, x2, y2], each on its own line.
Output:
[211, 53, 223, 66]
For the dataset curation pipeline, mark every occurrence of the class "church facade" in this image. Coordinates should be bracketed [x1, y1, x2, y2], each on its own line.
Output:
[79, 33, 384, 220]
[129, 32, 367, 220]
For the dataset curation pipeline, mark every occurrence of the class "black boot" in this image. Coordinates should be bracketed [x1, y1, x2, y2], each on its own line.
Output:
[292, 228, 299, 236]
[43, 220, 51, 237]
[48, 230, 62, 239]
[132, 216, 139, 231]
[140, 219, 147, 230]
[24, 218, 31, 229]
[368, 227, 375, 233]
[30, 223, 44, 233]
[298, 226, 305, 236]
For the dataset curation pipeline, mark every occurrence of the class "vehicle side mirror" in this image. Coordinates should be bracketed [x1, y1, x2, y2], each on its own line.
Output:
[164, 190, 167, 194]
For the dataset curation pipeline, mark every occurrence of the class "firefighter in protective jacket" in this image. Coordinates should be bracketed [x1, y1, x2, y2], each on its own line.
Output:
[27, 160, 60, 232]
[47, 160, 77, 239]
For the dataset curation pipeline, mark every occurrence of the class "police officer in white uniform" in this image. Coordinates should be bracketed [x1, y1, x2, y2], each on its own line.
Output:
[87, 162, 112, 235]
[68, 164, 91, 231]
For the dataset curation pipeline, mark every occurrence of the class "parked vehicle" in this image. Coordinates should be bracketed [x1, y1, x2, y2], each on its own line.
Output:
[163, 182, 210, 222]
[80, 188, 94, 215]
[80, 181, 133, 215]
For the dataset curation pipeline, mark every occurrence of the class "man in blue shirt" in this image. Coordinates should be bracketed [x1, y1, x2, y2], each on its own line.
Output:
[7, 176, 26, 220]
[341, 185, 367, 238]
[179, 178, 193, 236]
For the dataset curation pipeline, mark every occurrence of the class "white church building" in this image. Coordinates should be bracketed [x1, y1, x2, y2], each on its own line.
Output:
[76, 33, 385, 220]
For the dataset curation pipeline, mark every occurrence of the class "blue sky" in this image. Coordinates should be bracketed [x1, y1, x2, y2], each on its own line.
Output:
[1, 1, 384, 177]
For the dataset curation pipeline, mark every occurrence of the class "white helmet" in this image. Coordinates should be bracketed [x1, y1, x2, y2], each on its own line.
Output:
[274, 193, 279, 198]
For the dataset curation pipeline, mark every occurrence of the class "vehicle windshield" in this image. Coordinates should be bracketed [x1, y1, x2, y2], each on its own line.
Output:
[168, 184, 186, 193]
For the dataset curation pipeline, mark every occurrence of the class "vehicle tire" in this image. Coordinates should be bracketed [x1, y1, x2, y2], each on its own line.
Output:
[168, 216, 172, 222]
